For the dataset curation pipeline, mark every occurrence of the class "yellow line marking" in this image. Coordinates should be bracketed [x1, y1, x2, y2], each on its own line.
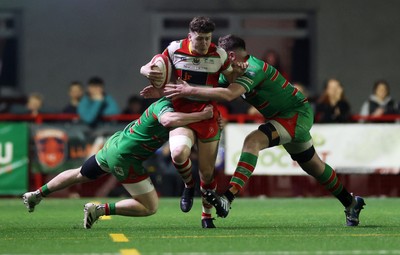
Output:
[127, 233, 400, 239]
[120, 248, 141, 255]
[110, 233, 129, 242]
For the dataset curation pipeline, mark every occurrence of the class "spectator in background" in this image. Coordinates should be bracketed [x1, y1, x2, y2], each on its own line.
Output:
[63, 81, 84, 113]
[77, 76, 120, 127]
[315, 78, 351, 123]
[10, 92, 44, 116]
[122, 95, 144, 115]
[359, 79, 398, 123]
[26, 92, 44, 117]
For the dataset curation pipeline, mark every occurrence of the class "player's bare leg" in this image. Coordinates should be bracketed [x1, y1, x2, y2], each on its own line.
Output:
[169, 127, 196, 213]
[23, 168, 91, 212]
[116, 189, 159, 216]
[84, 179, 159, 229]
[197, 139, 219, 228]
[47, 168, 92, 191]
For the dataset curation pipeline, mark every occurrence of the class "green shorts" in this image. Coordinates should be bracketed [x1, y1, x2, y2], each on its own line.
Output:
[268, 103, 314, 154]
[95, 131, 149, 183]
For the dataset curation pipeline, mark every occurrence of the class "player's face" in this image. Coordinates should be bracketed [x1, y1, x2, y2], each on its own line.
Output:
[188, 32, 212, 55]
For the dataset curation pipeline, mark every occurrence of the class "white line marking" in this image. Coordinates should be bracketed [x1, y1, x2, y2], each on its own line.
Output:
[3, 250, 400, 255]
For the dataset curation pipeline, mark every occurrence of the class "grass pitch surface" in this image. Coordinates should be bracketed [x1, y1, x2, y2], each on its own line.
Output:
[1, 197, 399, 255]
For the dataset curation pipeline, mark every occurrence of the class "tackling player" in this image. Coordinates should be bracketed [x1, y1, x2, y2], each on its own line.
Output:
[140, 17, 241, 228]
[23, 97, 214, 229]
[164, 34, 366, 227]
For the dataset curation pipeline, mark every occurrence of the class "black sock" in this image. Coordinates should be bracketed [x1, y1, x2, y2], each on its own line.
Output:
[223, 189, 235, 203]
[336, 187, 353, 208]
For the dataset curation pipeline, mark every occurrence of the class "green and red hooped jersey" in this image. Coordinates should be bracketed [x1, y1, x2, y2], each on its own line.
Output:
[219, 55, 309, 119]
[114, 97, 174, 161]
[163, 38, 232, 113]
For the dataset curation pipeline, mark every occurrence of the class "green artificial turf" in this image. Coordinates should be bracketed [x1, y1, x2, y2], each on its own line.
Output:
[1, 197, 399, 254]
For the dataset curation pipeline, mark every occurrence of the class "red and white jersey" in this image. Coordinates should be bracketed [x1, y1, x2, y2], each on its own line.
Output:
[162, 38, 232, 112]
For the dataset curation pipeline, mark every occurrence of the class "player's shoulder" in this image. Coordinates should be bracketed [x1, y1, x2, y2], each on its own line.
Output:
[246, 55, 269, 73]
[167, 39, 185, 53]
[215, 45, 228, 58]
[248, 55, 264, 66]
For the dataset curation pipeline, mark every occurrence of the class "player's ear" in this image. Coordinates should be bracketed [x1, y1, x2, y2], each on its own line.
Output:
[228, 51, 236, 61]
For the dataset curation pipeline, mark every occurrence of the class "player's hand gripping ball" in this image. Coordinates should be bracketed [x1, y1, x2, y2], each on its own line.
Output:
[150, 54, 172, 88]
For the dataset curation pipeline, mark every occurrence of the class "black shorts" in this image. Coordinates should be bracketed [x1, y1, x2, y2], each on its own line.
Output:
[80, 155, 107, 180]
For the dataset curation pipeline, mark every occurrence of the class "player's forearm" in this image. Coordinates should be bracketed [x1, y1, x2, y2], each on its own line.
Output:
[223, 71, 240, 83]
[189, 86, 235, 102]
[162, 112, 209, 127]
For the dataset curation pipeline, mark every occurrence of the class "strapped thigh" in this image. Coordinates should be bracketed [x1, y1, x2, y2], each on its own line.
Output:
[122, 177, 155, 196]
[289, 146, 315, 163]
[284, 141, 315, 163]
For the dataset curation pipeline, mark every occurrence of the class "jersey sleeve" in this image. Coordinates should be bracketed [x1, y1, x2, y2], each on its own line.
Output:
[218, 73, 230, 88]
[154, 98, 175, 123]
[234, 66, 267, 93]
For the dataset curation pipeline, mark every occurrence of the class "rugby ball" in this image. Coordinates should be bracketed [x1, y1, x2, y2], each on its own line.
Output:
[149, 54, 172, 88]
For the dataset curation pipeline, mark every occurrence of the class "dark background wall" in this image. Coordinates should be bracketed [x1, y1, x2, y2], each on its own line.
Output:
[0, 0, 399, 114]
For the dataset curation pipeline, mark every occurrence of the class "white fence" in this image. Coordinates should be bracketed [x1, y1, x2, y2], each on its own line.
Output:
[224, 123, 400, 175]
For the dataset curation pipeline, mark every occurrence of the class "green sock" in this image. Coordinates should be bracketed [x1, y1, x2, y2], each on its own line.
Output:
[316, 164, 343, 196]
[105, 203, 117, 215]
[110, 203, 116, 215]
[39, 184, 51, 197]
[229, 152, 258, 192]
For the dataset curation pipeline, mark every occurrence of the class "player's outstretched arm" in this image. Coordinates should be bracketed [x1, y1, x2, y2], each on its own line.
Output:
[164, 78, 245, 102]
[160, 104, 213, 128]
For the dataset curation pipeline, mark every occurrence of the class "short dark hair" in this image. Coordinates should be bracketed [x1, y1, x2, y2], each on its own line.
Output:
[373, 79, 389, 94]
[189, 16, 215, 33]
[88, 76, 104, 86]
[218, 34, 246, 51]
[70, 81, 82, 87]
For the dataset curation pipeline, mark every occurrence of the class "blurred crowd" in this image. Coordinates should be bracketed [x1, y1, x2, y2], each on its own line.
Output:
[1, 75, 399, 125]
[2, 48, 399, 125]
[1, 76, 156, 126]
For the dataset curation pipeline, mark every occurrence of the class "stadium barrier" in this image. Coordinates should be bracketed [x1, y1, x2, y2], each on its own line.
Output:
[0, 113, 399, 197]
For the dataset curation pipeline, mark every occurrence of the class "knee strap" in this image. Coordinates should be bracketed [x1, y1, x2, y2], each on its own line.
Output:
[290, 145, 315, 163]
[169, 135, 193, 152]
[258, 122, 280, 147]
